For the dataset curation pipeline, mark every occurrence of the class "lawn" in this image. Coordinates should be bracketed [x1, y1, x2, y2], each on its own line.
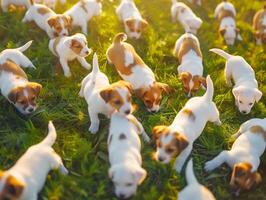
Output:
[0, 0, 265, 199]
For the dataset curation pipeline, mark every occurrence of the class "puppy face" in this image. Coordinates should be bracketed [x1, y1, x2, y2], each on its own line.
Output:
[124, 18, 148, 39]
[109, 164, 147, 199]
[233, 86, 262, 114]
[47, 15, 71, 37]
[67, 34, 91, 57]
[100, 81, 133, 115]
[220, 27, 242, 45]
[8, 83, 42, 115]
[255, 31, 266, 44]
[230, 162, 262, 196]
[0, 173, 25, 200]
[152, 126, 189, 164]
[180, 72, 206, 97]
[136, 82, 171, 113]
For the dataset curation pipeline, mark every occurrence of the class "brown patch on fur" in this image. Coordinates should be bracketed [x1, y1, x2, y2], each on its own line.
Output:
[177, 37, 202, 63]
[164, 132, 189, 156]
[217, 8, 235, 24]
[37, 7, 52, 15]
[182, 108, 196, 120]
[100, 87, 124, 111]
[80, 0, 88, 13]
[0, 175, 25, 200]
[180, 72, 206, 94]
[62, 15, 72, 29]
[152, 125, 169, 142]
[219, 28, 226, 36]
[70, 39, 83, 55]
[115, 80, 133, 94]
[253, 8, 266, 43]
[250, 125, 266, 141]
[125, 18, 148, 33]
[119, 133, 127, 140]
[0, 61, 27, 79]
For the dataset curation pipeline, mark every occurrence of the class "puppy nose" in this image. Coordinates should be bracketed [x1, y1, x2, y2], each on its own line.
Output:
[151, 110, 157, 113]
[85, 50, 90, 54]
[119, 194, 125, 199]
[241, 110, 247, 114]
[28, 108, 34, 112]
[158, 156, 165, 162]
[124, 110, 130, 115]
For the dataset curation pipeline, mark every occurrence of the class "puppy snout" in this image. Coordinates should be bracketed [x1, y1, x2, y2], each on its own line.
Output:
[118, 193, 126, 199]
[241, 110, 248, 114]
[158, 156, 165, 162]
[124, 110, 131, 115]
[28, 108, 34, 113]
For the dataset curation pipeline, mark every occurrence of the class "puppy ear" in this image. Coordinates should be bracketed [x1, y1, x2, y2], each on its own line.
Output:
[135, 87, 146, 98]
[100, 88, 113, 103]
[117, 80, 133, 94]
[235, 28, 243, 41]
[152, 125, 168, 140]
[134, 167, 147, 185]
[219, 28, 226, 36]
[254, 172, 262, 184]
[193, 75, 207, 88]
[140, 19, 149, 30]
[28, 82, 42, 97]
[180, 72, 192, 84]
[232, 87, 242, 99]
[47, 16, 57, 27]
[175, 132, 189, 152]
[157, 82, 173, 95]
[125, 18, 135, 28]
[254, 88, 262, 103]
[8, 88, 19, 103]
[4, 175, 25, 199]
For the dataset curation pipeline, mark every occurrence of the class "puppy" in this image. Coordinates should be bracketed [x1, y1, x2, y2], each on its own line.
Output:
[116, 0, 148, 39]
[153, 76, 221, 172]
[171, 0, 202, 35]
[0, 41, 42, 115]
[79, 53, 134, 134]
[49, 33, 92, 77]
[178, 160, 216, 200]
[34, 0, 66, 9]
[0, 121, 68, 200]
[64, 0, 102, 35]
[205, 118, 266, 196]
[22, 1, 71, 38]
[108, 112, 150, 199]
[214, 0, 242, 45]
[106, 33, 171, 113]
[253, 5, 266, 45]
[173, 33, 206, 97]
[210, 48, 262, 114]
[187, 0, 201, 6]
[1, 0, 32, 11]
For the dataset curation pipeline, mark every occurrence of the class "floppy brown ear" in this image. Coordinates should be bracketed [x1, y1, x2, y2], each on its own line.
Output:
[233, 163, 251, 178]
[135, 88, 146, 98]
[175, 132, 189, 152]
[194, 75, 207, 88]
[47, 17, 57, 27]
[180, 72, 192, 84]
[157, 82, 173, 95]
[100, 88, 113, 103]
[8, 88, 19, 103]
[152, 125, 168, 140]
[28, 82, 42, 97]
[254, 172, 262, 184]
[4, 175, 25, 199]
[134, 167, 147, 185]
[117, 80, 133, 94]
[63, 15, 72, 28]
[219, 28, 226, 36]
[140, 19, 149, 30]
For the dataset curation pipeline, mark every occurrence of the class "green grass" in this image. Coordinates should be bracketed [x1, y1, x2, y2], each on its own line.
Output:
[0, 0, 266, 199]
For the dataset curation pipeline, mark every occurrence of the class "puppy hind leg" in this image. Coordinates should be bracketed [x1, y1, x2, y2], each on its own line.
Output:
[59, 58, 71, 77]
[51, 151, 69, 175]
[209, 103, 221, 126]
[88, 109, 100, 134]
[80, 21, 88, 35]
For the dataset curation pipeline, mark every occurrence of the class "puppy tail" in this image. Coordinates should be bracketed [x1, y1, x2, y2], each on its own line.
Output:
[113, 33, 127, 44]
[185, 159, 198, 185]
[40, 121, 57, 146]
[209, 48, 232, 60]
[203, 75, 214, 102]
[16, 40, 33, 52]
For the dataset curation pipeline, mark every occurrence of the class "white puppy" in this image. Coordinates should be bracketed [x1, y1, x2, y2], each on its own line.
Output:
[79, 53, 134, 134]
[0, 41, 42, 115]
[173, 33, 206, 97]
[178, 160, 216, 200]
[171, 0, 202, 35]
[64, 0, 102, 35]
[0, 121, 68, 200]
[1, 0, 32, 11]
[253, 5, 266, 45]
[49, 33, 92, 77]
[108, 112, 150, 199]
[34, 0, 66, 9]
[116, 0, 148, 39]
[153, 76, 221, 172]
[210, 48, 262, 114]
[205, 118, 266, 196]
[214, 0, 242, 45]
[22, 2, 71, 38]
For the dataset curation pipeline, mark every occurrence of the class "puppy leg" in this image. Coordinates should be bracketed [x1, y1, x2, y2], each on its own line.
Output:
[16, 53, 36, 69]
[131, 116, 150, 142]
[173, 36, 184, 57]
[88, 108, 100, 134]
[205, 151, 229, 172]
[51, 151, 69, 175]
[225, 63, 233, 87]
[59, 58, 71, 77]
[209, 103, 222, 126]
[77, 57, 91, 70]
[79, 74, 91, 97]
[174, 144, 193, 173]
[22, 11, 32, 23]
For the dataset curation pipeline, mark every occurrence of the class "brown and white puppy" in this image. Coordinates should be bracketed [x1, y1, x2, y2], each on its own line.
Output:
[173, 33, 206, 97]
[1, 0, 32, 11]
[0, 121, 68, 200]
[205, 118, 266, 196]
[22, 1, 71, 38]
[106, 33, 171, 112]
[116, 0, 148, 39]
[253, 5, 266, 45]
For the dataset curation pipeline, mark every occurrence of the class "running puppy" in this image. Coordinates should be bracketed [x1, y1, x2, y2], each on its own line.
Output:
[34, 0, 66, 9]
[106, 33, 171, 113]
[171, 0, 202, 35]
[210, 48, 262, 114]
[116, 0, 148, 39]
[22, 1, 71, 38]
[1, 0, 32, 11]
[178, 160, 216, 200]
[108, 112, 150, 199]
[153, 76, 221, 172]
[79, 53, 134, 134]
[64, 0, 102, 35]
[214, 0, 242, 45]
[0, 122, 68, 200]
[253, 5, 266, 45]
[205, 118, 266, 196]
[49, 33, 92, 77]
[173, 33, 206, 97]
[0, 41, 42, 115]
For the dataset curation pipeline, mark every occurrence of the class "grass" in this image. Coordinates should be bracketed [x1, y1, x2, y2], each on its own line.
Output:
[0, 0, 265, 199]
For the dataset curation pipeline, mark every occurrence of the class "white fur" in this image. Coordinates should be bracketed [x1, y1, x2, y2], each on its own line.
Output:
[210, 48, 262, 114]
[0, 122, 68, 200]
[49, 33, 92, 77]
[108, 113, 149, 199]
[34, 0, 66, 9]
[64, 0, 102, 35]
[1, 0, 31, 11]
[171, 0, 202, 35]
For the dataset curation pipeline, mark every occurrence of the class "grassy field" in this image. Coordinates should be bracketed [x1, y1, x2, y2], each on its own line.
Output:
[0, 0, 266, 199]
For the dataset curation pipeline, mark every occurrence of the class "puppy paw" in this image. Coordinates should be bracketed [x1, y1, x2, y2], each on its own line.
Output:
[204, 161, 216, 172]
[142, 132, 151, 143]
[84, 63, 91, 70]
[64, 72, 72, 77]
[60, 165, 69, 175]
[89, 124, 99, 134]
[174, 163, 183, 173]
[214, 119, 222, 126]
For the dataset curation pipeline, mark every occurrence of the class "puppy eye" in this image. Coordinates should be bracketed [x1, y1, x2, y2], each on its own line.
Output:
[166, 148, 175, 154]
[145, 100, 152, 105]
[126, 183, 133, 187]
[249, 103, 253, 106]
[239, 101, 243, 104]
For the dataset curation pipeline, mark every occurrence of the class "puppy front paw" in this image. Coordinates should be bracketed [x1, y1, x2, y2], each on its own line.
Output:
[214, 119, 222, 126]
[83, 63, 91, 70]
[142, 132, 151, 143]
[204, 161, 216, 172]
[64, 71, 72, 77]
[89, 123, 99, 134]
[59, 165, 69, 175]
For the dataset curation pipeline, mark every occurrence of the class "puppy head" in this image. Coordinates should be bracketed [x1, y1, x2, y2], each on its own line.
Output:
[180, 72, 206, 97]
[109, 164, 147, 199]
[232, 86, 262, 114]
[124, 18, 148, 39]
[230, 162, 262, 196]
[136, 82, 171, 113]
[220, 27, 242, 45]
[66, 33, 91, 57]
[8, 83, 42, 115]
[152, 126, 189, 164]
[0, 174, 25, 200]
[100, 81, 133, 115]
[47, 15, 71, 37]
[185, 18, 202, 34]
[254, 31, 266, 44]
